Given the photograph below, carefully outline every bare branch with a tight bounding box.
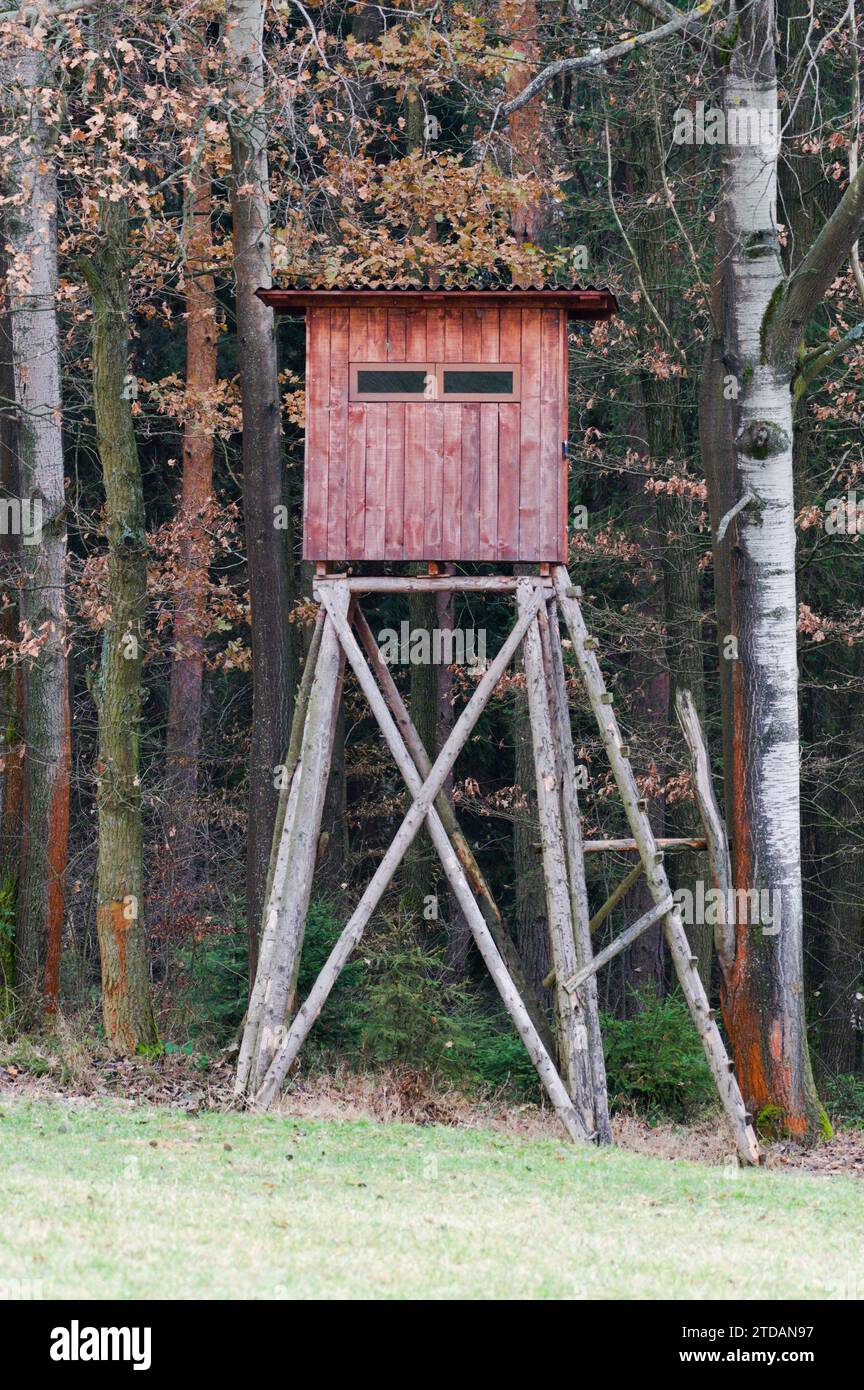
[631,0,715,49]
[501,0,719,118]
[0,0,100,21]
[766,160,864,367]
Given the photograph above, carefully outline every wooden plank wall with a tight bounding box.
[303,304,567,562]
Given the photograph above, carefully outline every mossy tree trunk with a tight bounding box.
[82,196,156,1052]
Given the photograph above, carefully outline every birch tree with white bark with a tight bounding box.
[4,4,69,1023]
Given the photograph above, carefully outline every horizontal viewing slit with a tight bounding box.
[443,370,513,394]
[349,362,521,402]
[357,369,429,394]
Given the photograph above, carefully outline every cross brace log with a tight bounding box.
[352,606,557,1060]
[563,895,674,994]
[313,575,552,595]
[542,859,646,990]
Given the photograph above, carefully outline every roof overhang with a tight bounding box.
[256,286,618,321]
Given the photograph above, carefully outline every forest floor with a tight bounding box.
[1,1084,863,1299]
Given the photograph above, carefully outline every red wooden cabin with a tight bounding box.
[257,285,617,565]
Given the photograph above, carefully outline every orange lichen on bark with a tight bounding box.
[43,697,71,1012]
[97,899,134,1052]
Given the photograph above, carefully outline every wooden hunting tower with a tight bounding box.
[240,280,761,1169]
[256,285,617,563]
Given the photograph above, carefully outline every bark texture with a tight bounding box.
[226,0,295,984]
[7,40,69,1023]
[165,165,216,914]
[83,196,156,1052]
[699,1,822,1137]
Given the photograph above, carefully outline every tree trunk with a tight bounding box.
[699,0,823,1138]
[164,163,216,920]
[629,119,712,988]
[7,40,69,1024]
[83,197,156,1052]
[226,0,295,986]
[0,242,23,1018]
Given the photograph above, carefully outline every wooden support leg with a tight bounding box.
[236,592,348,1097]
[539,595,612,1143]
[254,588,590,1144]
[518,581,597,1137]
[351,605,557,1060]
[553,567,760,1166]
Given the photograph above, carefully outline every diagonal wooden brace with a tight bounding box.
[351,604,557,1060]
[563,895,674,994]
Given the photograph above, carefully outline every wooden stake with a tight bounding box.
[236,611,327,1096]
[553,566,760,1166]
[540,596,612,1142]
[519,582,596,1136]
[236,594,347,1096]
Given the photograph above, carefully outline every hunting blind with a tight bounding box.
[237,282,761,1167]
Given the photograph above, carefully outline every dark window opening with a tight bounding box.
[442,369,514,395]
[357,369,429,394]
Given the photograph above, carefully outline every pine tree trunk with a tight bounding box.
[165,165,216,919]
[699,0,823,1138]
[226,0,295,985]
[83,197,156,1052]
[7,41,69,1024]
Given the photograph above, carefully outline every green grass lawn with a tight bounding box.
[1,1093,861,1299]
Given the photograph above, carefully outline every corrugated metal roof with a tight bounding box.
[258,280,618,318]
[264,273,611,291]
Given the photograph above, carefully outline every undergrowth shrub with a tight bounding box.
[601,990,715,1120]
[176,925,248,1044]
[357,920,474,1074]
[0,876,15,1022]
[822,1073,864,1128]
[171,903,718,1122]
